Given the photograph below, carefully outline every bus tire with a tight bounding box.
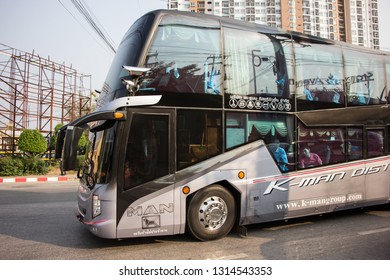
[186,184,236,241]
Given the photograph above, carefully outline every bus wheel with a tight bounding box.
[187,184,236,241]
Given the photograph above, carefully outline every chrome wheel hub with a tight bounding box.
[198,196,228,231]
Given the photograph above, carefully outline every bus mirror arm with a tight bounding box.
[55,110,127,170]
[122,78,138,94]
[90,120,116,133]
[122,65,151,95]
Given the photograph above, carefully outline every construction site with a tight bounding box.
[0,43,92,156]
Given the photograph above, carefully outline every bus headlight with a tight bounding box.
[92,195,101,218]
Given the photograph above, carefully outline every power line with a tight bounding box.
[82,0,116,48]
[57,0,111,54]
[70,0,117,54]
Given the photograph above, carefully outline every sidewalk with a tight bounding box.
[0,172,78,184]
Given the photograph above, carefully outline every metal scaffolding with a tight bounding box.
[0,43,92,155]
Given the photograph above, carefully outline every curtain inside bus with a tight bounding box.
[343,47,386,106]
[294,42,345,110]
[224,28,293,98]
[141,25,222,95]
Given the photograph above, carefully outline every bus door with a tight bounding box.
[116,109,176,238]
[364,127,389,204]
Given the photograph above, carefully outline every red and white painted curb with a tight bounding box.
[0,176,70,183]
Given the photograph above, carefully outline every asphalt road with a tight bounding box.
[0,181,389,260]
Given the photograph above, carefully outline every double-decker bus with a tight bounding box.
[56,10,390,241]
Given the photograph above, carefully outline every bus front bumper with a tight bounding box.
[74,208,114,238]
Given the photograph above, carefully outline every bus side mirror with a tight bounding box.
[62,126,84,171]
[54,127,66,159]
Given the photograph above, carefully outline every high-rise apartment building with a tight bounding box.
[167,0,380,49]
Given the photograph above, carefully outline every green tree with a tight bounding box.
[78,132,88,154]
[0,157,24,176]
[18,129,47,157]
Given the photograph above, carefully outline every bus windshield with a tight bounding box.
[83,126,116,187]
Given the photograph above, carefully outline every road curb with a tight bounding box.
[0,176,75,183]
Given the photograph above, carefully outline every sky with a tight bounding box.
[0,0,166,90]
[1,0,390,91]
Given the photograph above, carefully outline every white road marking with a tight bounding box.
[207,253,249,260]
[358,227,390,236]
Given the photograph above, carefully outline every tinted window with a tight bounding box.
[224,28,293,112]
[367,129,385,158]
[346,127,363,161]
[124,114,169,190]
[224,28,292,98]
[388,126,390,153]
[177,110,222,170]
[344,48,386,106]
[385,59,390,103]
[142,25,222,95]
[295,42,344,110]
[298,124,345,169]
[226,112,294,172]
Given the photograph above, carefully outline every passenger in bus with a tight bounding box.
[332,91,341,103]
[273,139,289,172]
[299,147,322,168]
[303,83,314,101]
[331,142,347,163]
[367,131,384,157]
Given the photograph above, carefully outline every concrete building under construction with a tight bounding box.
[0,43,92,156]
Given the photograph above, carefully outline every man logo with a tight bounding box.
[127,203,174,217]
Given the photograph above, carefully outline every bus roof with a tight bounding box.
[148,9,389,55]
[150,9,290,35]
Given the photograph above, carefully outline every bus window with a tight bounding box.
[367,129,385,158]
[226,112,294,171]
[344,48,386,106]
[388,126,390,154]
[224,28,291,99]
[385,59,390,104]
[124,114,169,190]
[177,110,222,170]
[298,124,345,168]
[142,25,221,95]
[295,42,344,110]
[346,127,363,161]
